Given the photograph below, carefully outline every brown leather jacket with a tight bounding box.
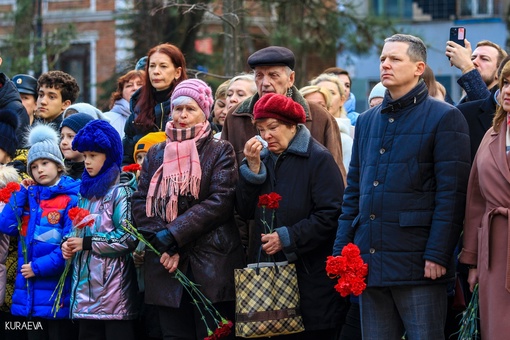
[221,86,347,185]
[131,131,245,307]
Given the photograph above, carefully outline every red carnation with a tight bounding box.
[0,190,9,204]
[258,194,270,207]
[0,182,21,204]
[68,207,94,229]
[266,192,282,209]
[19,215,29,237]
[213,320,233,338]
[257,192,282,209]
[341,243,361,258]
[325,255,348,277]
[122,164,141,173]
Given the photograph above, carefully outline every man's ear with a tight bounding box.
[415,61,426,77]
[288,71,295,88]
[61,99,72,112]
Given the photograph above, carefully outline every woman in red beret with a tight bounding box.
[236,93,349,339]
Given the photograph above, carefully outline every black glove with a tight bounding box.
[155,229,179,255]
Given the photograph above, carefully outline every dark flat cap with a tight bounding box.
[13,74,38,96]
[248,46,295,70]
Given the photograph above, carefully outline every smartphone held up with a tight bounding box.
[450,27,466,47]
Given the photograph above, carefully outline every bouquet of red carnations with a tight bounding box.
[326,243,368,297]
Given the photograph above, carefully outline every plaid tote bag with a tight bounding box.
[234,260,305,338]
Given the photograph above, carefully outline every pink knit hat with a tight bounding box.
[171,79,214,119]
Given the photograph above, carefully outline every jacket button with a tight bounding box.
[389,118,395,123]
[369,248,375,254]
[373,180,379,186]
[380,148,385,154]
[369,214,375,220]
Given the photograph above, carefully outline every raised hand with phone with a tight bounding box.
[445,27,475,73]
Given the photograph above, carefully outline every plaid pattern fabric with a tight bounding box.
[234,263,305,338]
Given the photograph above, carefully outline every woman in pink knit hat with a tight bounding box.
[131,79,245,339]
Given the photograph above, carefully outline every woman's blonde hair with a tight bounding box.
[299,85,332,110]
[309,73,345,99]
[493,62,510,131]
[227,73,257,95]
[215,80,230,100]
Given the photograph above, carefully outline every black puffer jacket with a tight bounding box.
[131,131,245,307]
[0,73,30,136]
[122,88,171,165]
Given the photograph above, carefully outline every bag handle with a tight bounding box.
[256,245,279,275]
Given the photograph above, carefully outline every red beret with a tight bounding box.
[253,93,306,125]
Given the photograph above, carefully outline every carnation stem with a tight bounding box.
[121,221,227,335]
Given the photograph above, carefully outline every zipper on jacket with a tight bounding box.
[159,102,164,131]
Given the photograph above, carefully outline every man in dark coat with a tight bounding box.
[335,34,471,339]
[457,87,498,161]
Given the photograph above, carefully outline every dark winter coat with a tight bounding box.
[456,86,498,161]
[236,125,348,331]
[334,80,471,287]
[0,73,30,135]
[131,132,245,308]
[122,89,171,165]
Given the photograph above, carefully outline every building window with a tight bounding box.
[459,0,494,17]
[371,0,413,19]
[54,43,90,104]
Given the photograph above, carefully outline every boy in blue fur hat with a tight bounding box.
[62,120,138,340]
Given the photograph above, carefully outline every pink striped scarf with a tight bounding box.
[146,120,211,222]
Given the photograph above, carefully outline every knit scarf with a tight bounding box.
[80,165,120,200]
[146,120,211,222]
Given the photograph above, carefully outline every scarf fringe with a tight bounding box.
[146,121,209,222]
[146,173,201,222]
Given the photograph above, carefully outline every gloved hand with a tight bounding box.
[155,229,179,255]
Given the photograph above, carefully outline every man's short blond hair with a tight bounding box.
[476,40,508,67]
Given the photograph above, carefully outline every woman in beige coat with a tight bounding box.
[460,61,510,339]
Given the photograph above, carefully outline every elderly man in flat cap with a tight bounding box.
[221,46,346,182]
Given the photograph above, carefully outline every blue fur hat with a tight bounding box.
[72,120,122,169]
[27,124,64,178]
[73,120,122,199]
